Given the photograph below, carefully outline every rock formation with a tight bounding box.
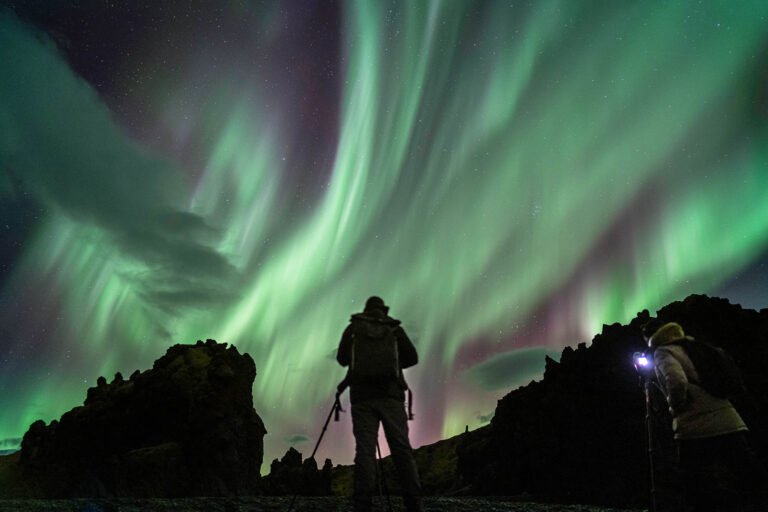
[458,294,768,507]
[261,447,333,496]
[19,339,267,498]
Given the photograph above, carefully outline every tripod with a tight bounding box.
[642,374,658,512]
[375,440,394,512]
[633,352,658,512]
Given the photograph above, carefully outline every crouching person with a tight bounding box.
[643,319,768,512]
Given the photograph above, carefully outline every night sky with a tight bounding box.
[1,0,768,469]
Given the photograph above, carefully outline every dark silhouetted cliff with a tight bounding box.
[18,339,266,498]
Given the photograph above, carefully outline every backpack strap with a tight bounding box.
[393,330,400,376]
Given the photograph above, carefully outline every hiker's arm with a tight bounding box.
[654,347,689,413]
[337,325,353,366]
[397,327,418,369]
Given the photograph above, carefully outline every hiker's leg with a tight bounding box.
[722,432,768,511]
[380,398,423,512]
[679,438,727,512]
[352,401,380,512]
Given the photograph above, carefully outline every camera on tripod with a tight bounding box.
[633,352,654,374]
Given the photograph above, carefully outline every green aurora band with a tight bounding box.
[2,1,768,466]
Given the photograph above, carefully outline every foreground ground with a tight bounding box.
[0,497,645,512]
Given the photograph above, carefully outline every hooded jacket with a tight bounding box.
[337,308,418,404]
[650,322,747,440]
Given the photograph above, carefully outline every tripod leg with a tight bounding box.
[375,440,383,497]
[376,440,394,512]
[287,395,340,512]
[646,378,658,512]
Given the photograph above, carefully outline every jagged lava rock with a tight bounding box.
[261,446,333,496]
[20,339,267,497]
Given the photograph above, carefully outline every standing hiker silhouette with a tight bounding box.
[337,296,424,512]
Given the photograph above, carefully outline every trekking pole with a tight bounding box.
[285,391,344,512]
[376,440,395,512]
[644,375,658,512]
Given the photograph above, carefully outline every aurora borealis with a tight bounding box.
[1,0,768,469]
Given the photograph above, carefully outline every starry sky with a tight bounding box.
[1,0,768,469]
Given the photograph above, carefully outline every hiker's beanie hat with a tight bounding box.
[364,296,388,312]
[647,322,687,349]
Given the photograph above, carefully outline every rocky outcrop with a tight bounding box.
[19,339,267,498]
[261,447,333,496]
[459,295,768,507]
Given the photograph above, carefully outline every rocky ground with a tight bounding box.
[0,497,645,512]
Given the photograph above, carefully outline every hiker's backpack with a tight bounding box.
[668,339,745,399]
[348,319,401,384]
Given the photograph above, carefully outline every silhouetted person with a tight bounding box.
[643,319,768,511]
[337,296,423,512]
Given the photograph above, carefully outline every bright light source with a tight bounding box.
[633,352,653,372]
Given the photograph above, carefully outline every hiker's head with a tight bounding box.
[641,318,666,347]
[364,296,389,315]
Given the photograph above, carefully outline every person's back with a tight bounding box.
[339,307,415,402]
[650,323,746,440]
[337,296,423,512]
